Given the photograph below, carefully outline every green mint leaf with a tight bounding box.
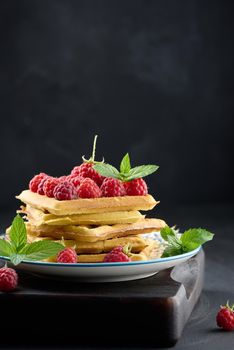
[9,214,27,252]
[160,226,177,241]
[9,254,27,265]
[161,231,183,257]
[124,165,159,181]
[95,156,159,181]
[162,245,182,258]
[93,163,120,179]
[20,240,64,261]
[162,226,214,257]
[167,235,182,250]
[161,226,184,257]
[120,153,131,174]
[0,238,15,257]
[181,228,214,252]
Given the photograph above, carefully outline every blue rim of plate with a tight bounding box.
[0,246,201,268]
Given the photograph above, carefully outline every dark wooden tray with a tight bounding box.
[0,249,204,348]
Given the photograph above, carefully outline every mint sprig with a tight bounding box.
[93,153,159,181]
[0,239,14,256]
[9,214,27,251]
[0,215,64,265]
[120,153,131,173]
[161,226,214,257]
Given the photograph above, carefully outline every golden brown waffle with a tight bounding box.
[45,238,163,263]
[20,205,145,226]
[24,218,166,242]
[16,190,158,215]
[77,239,163,262]
[27,234,148,254]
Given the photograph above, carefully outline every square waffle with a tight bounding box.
[16,190,158,215]
[20,205,145,226]
[24,218,166,242]
[27,234,149,254]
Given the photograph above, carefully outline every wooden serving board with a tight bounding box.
[0,249,204,348]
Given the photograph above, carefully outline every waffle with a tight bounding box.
[24,218,166,242]
[76,239,163,262]
[46,238,163,263]
[16,190,158,215]
[20,205,145,226]
[27,234,149,254]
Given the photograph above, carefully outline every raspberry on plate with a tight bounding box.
[77,178,102,198]
[216,302,234,331]
[43,177,60,198]
[103,246,131,262]
[53,181,77,200]
[57,248,77,263]
[100,178,126,197]
[124,178,148,196]
[0,267,18,292]
[29,173,48,193]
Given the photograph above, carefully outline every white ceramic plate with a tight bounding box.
[0,232,201,282]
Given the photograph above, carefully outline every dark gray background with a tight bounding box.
[0,0,233,216]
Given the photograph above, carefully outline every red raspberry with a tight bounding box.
[100,178,126,197]
[53,181,77,200]
[216,302,234,331]
[58,175,67,181]
[124,178,148,196]
[29,173,48,193]
[71,163,105,186]
[0,267,18,292]
[77,178,102,198]
[111,246,123,252]
[57,248,77,263]
[43,177,60,198]
[104,246,131,262]
[70,166,80,177]
[66,175,84,188]
[37,176,49,195]
[65,174,76,181]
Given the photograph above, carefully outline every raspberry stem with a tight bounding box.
[82,135,104,164]
[91,134,98,162]
[123,243,132,256]
[221,300,234,311]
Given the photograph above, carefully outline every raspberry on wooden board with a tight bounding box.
[216,302,234,331]
[0,267,18,292]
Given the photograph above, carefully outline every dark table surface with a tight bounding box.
[0,202,234,350]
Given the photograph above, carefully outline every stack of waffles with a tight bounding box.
[14,190,166,262]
